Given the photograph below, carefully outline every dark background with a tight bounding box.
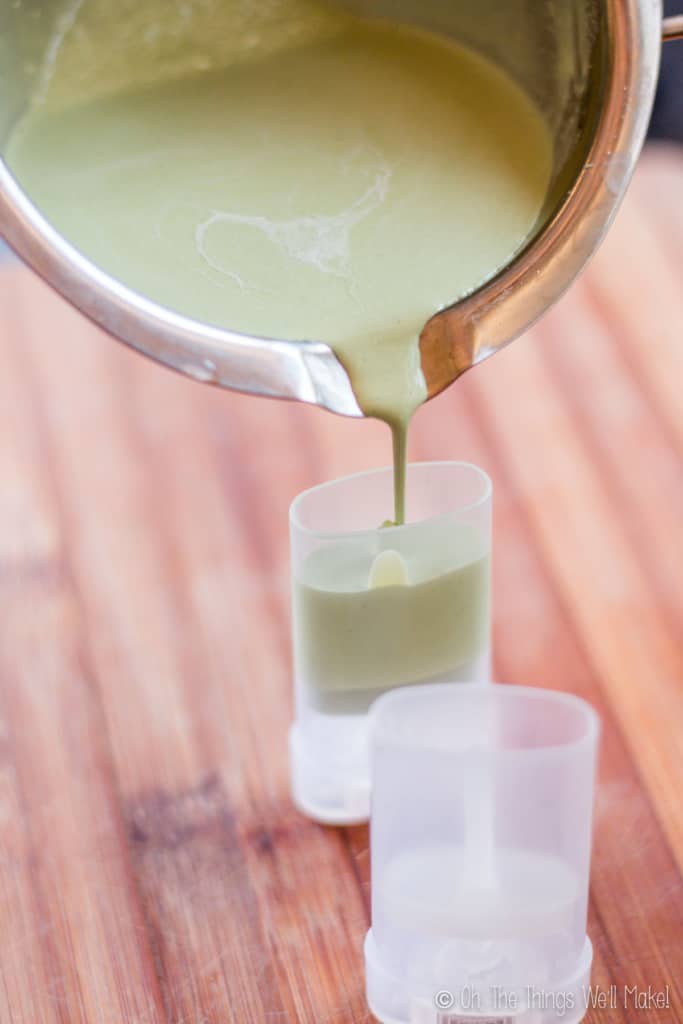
[651,0,683,142]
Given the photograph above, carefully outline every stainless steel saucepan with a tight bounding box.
[0,1,680,417]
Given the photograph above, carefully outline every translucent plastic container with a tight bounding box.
[289,462,492,825]
[365,683,600,1024]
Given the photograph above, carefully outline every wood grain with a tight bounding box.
[0,147,681,1023]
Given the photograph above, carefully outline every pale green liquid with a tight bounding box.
[294,525,490,714]
[7,14,552,522]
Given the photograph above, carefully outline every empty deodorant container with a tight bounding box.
[365,683,600,1024]
[289,462,492,825]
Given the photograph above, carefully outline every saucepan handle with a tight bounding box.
[662,15,683,40]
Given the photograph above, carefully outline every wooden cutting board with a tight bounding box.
[0,147,681,1024]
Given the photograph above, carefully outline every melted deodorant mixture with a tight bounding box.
[8,10,552,521]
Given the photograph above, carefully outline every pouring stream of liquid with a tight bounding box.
[7,11,553,522]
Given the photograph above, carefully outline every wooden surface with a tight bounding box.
[0,145,682,1024]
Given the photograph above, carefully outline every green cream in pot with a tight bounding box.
[7,10,552,523]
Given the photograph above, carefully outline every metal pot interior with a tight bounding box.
[1,0,607,258]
